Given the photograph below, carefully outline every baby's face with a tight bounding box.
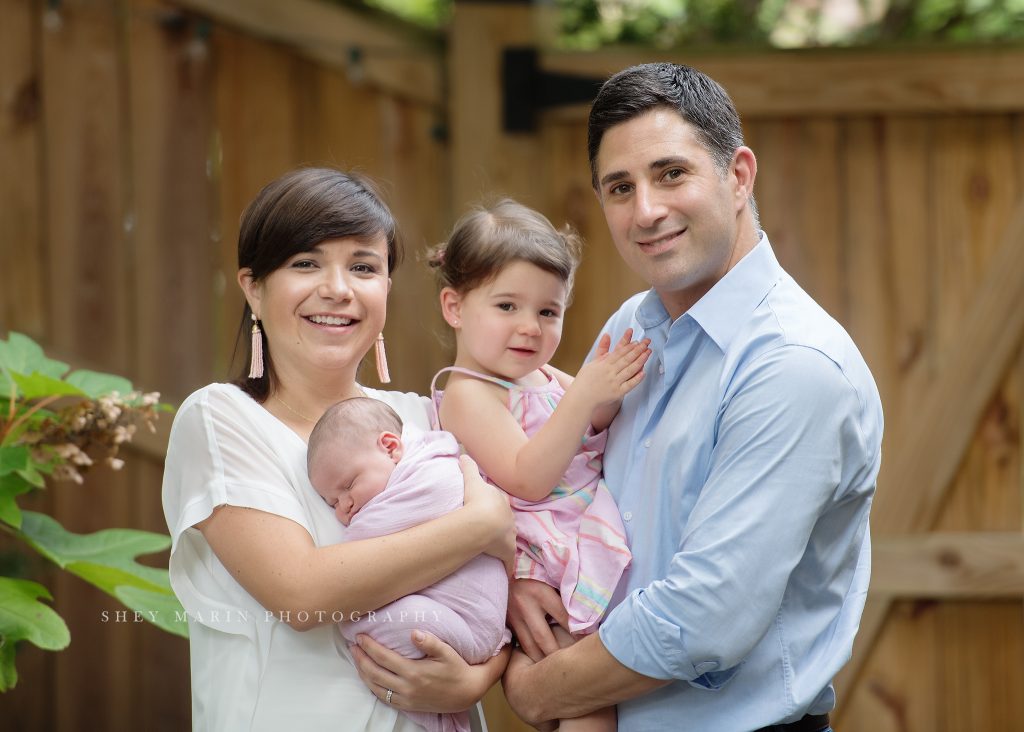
[310,431,402,526]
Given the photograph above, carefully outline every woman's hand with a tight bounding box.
[459,455,515,573]
[351,631,509,713]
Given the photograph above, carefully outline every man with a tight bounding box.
[502,63,883,732]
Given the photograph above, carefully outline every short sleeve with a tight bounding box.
[362,386,433,434]
[162,385,311,552]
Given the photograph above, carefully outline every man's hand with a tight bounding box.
[503,647,546,726]
[507,579,569,662]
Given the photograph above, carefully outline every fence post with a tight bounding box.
[448,0,552,212]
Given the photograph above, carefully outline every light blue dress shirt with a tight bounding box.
[594,235,883,731]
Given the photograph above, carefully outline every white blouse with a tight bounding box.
[162,382,471,732]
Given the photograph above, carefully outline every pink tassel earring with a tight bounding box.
[248,314,264,379]
[374,332,391,384]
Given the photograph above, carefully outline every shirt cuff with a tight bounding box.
[599,588,735,689]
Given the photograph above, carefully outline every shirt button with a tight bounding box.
[643,439,652,448]
[658,364,665,374]
[622,511,633,521]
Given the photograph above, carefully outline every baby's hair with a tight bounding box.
[306,397,403,475]
[426,198,582,301]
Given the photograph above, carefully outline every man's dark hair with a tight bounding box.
[587,63,745,188]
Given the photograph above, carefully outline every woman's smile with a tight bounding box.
[305,314,356,327]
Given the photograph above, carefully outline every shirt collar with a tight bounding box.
[636,289,672,331]
[635,233,782,348]
[687,232,782,351]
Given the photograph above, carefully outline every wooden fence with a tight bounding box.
[1,0,1023,729]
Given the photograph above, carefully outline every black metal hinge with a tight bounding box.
[502,47,605,133]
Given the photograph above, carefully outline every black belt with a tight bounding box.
[754,712,830,732]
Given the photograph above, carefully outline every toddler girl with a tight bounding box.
[428,199,650,731]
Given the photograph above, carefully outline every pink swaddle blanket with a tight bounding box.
[341,430,510,732]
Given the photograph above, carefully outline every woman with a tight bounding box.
[162,167,515,731]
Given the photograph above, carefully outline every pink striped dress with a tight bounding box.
[432,366,632,635]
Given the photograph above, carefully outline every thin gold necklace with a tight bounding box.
[273,394,316,423]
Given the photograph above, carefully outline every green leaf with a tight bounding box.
[114,586,189,638]
[15,512,185,636]
[0,639,16,692]
[18,512,172,593]
[0,333,69,397]
[0,577,71,690]
[0,473,36,529]
[0,447,29,477]
[10,371,86,400]
[0,446,44,492]
[65,370,134,399]
[15,466,45,488]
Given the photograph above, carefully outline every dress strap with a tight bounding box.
[430,366,515,393]
[429,367,515,430]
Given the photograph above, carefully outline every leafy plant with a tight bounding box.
[0,332,185,692]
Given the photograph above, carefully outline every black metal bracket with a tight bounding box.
[502,47,605,133]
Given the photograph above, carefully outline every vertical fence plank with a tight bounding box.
[371,97,450,394]
[840,600,942,732]
[933,116,978,371]
[929,114,1024,731]
[449,2,541,210]
[939,601,1024,727]
[877,115,935,441]
[831,116,903,731]
[749,119,803,279]
[125,1,213,727]
[0,0,46,339]
[0,0,51,724]
[745,117,844,319]
[839,114,935,730]
[39,0,132,371]
[540,119,645,371]
[129,0,217,401]
[841,117,894,430]
[934,123,1023,493]
[793,118,843,320]
[293,59,384,171]
[37,1,135,729]
[211,26,301,378]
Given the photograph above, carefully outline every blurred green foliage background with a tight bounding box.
[344,0,1024,48]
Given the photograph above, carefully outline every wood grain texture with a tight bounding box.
[0,0,46,340]
[5,4,1024,726]
[449,2,541,211]
[870,197,1024,538]
[838,137,1024,716]
[129,0,217,401]
[172,0,442,105]
[872,533,1024,596]
[35,2,136,729]
[542,47,1024,117]
[40,0,132,373]
[211,24,300,379]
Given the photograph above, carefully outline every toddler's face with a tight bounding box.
[309,431,402,525]
[445,260,568,381]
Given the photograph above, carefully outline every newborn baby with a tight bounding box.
[307,397,511,732]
